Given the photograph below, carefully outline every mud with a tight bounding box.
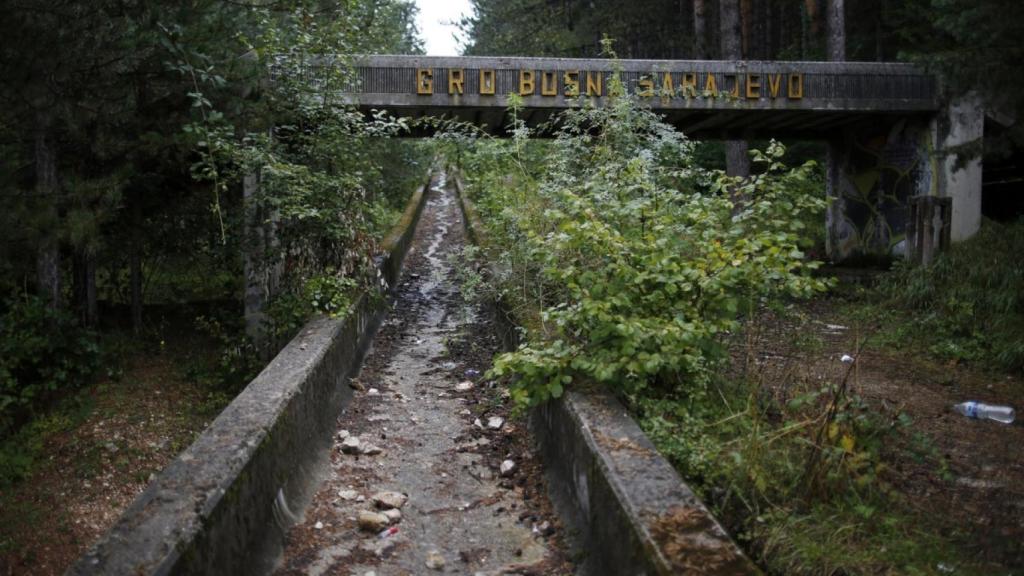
[275,173,572,575]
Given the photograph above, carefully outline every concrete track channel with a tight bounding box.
[274,172,570,575]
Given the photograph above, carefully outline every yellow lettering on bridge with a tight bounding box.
[519,70,535,96]
[564,70,580,96]
[541,71,558,96]
[409,67,810,101]
[768,74,782,98]
[448,69,464,95]
[480,69,495,95]
[788,73,803,99]
[586,71,602,96]
[416,68,433,95]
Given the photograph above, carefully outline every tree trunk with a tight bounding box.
[720,0,742,60]
[130,197,143,334]
[720,0,750,180]
[876,0,886,61]
[805,0,821,37]
[726,141,752,177]
[693,0,709,59]
[34,111,60,310]
[826,0,846,61]
[740,0,753,59]
[73,248,98,326]
[243,169,267,349]
[825,0,847,263]
[84,251,97,326]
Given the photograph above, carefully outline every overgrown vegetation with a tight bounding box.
[482,72,827,407]
[0,298,100,438]
[855,219,1024,372]
[450,61,994,573]
[0,0,428,500]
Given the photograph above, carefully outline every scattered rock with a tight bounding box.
[357,510,390,532]
[338,489,359,500]
[474,418,484,429]
[425,550,446,570]
[956,477,1003,490]
[500,459,516,477]
[314,521,324,530]
[360,538,399,559]
[338,429,350,440]
[465,368,481,378]
[375,538,399,558]
[372,491,408,509]
[368,388,380,396]
[383,508,402,523]
[341,436,361,454]
[455,381,475,392]
[487,416,504,430]
[361,444,383,456]
[536,520,554,536]
[349,379,366,391]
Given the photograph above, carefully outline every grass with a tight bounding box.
[636,375,980,575]
[631,289,1016,575]
[754,503,968,576]
[848,218,1024,373]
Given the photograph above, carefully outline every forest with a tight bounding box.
[1,0,1022,574]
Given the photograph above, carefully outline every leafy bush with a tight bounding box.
[304,273,358,317]
[0,409,81,489]
[875,219,1024,371]
[0,297,100,437]
[483,69,827,405]
[192,313,262,395]
[451,60,977,574]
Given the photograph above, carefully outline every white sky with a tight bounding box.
[415,0,474,55]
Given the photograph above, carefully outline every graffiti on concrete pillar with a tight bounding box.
[827,119,931,262]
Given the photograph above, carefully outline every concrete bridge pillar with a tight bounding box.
[935,93,984,242]
[826,93,984,262]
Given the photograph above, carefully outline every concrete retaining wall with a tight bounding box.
[68,172,433,576]
[452,172,759,576]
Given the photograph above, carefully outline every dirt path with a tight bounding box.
[275,173,571,575]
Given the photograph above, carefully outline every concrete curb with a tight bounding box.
[68,171,434,576]
[451,172,759,576]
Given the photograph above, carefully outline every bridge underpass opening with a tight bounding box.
[323,55,984,263]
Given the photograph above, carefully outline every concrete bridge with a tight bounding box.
[333,55,983,263]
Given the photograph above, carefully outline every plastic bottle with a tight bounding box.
[953,401,1015,424]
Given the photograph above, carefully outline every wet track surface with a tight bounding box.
[275,173,571,575]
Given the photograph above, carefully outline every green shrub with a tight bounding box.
[451,58,979,574]
[192,313,261,395]
[0,297,100,437]
[876,218,1024,371]
[484,69,828,405]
